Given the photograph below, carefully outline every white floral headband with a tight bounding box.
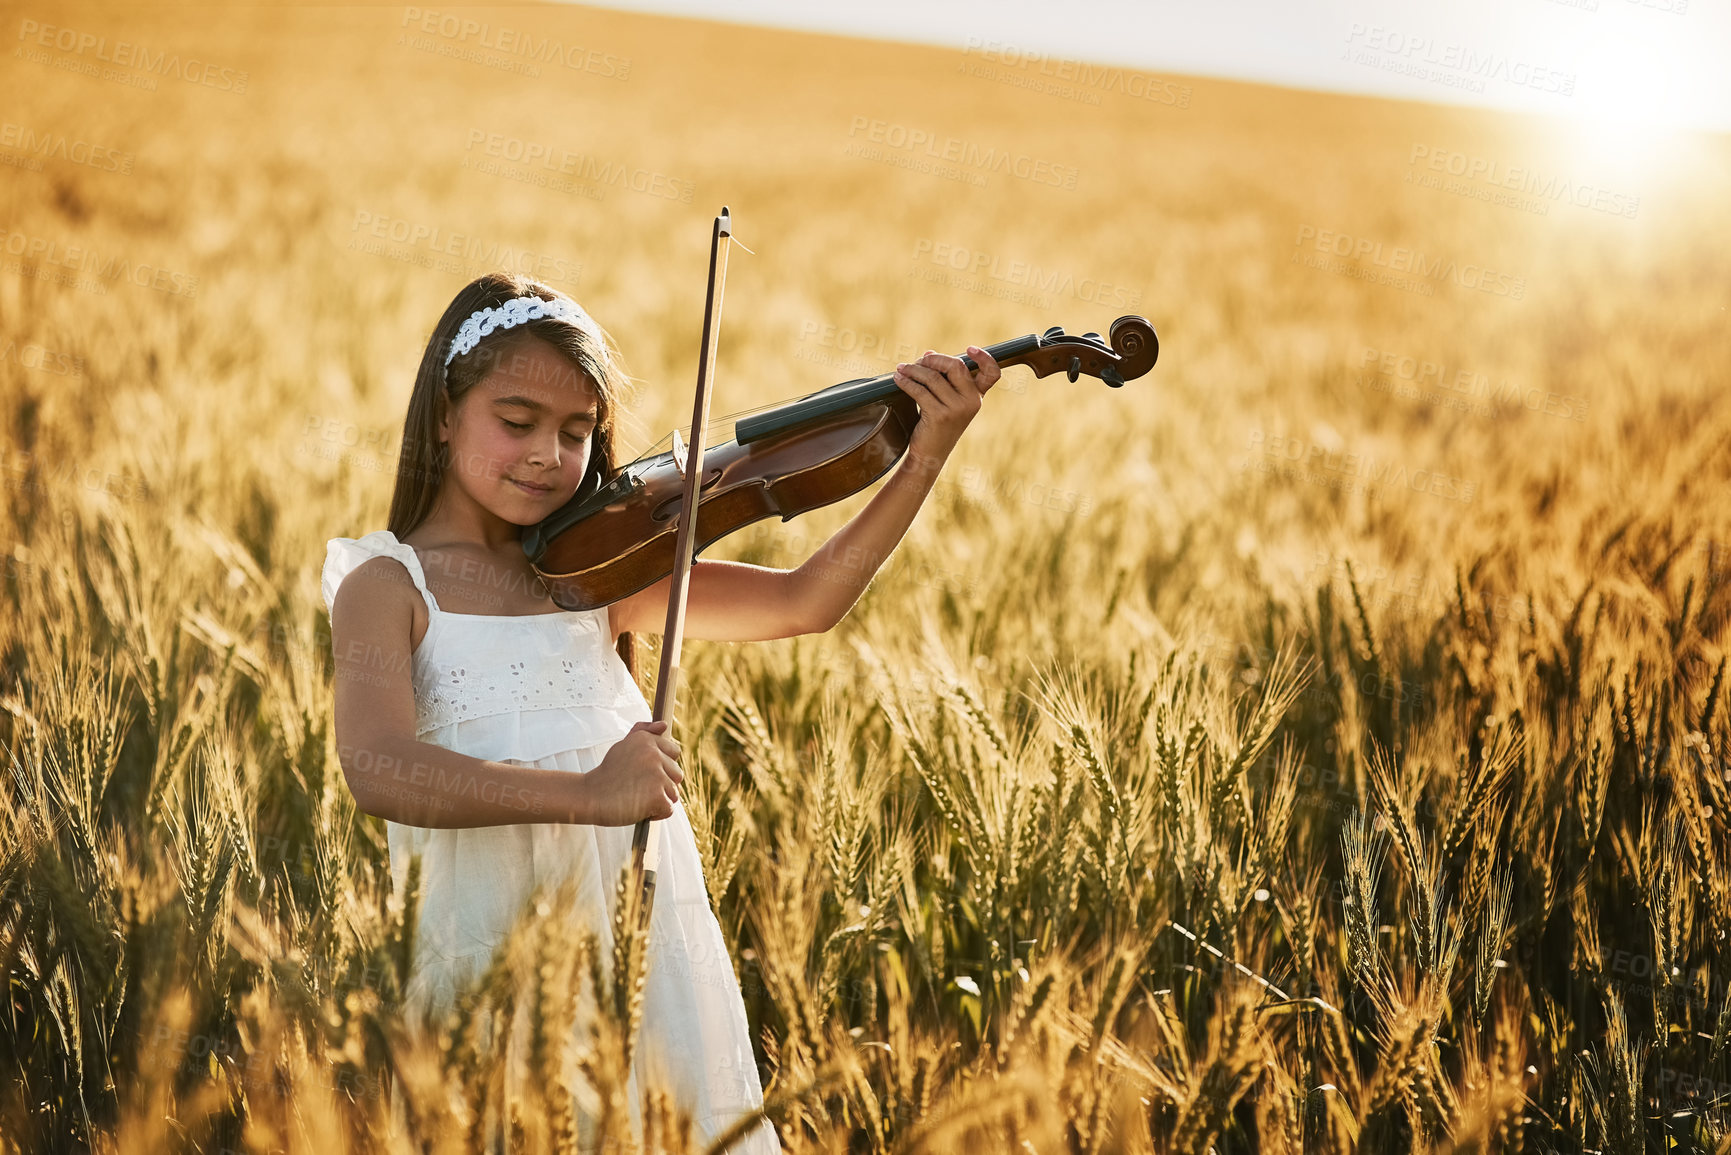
[444,294,590,368]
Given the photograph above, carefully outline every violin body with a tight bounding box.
[523,314,1157,611]
[525,390,920,611]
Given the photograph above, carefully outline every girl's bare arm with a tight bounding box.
[608,347,1000,644]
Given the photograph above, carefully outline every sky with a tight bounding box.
[569,0,1731,135]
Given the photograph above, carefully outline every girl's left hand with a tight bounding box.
[892,345,1002,462]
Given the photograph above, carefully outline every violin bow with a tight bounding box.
[632,205,734,927]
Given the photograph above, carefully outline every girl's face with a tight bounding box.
[437,333,601,526]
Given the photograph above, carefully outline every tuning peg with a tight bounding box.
[1101,364,1126,388]
[1067,355,1081,383]
[1082,331,1103,345]
[1042,325,1066,342]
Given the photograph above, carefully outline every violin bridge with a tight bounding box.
[669,427,688,479]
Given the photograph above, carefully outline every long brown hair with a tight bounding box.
[387,272,639,681]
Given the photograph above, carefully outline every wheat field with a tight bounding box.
[2,1,1730,1151]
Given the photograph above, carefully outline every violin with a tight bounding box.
[521,314,1159,612]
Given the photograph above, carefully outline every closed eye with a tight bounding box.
[502,418,588,442]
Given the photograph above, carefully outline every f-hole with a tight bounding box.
[651,468,725,521]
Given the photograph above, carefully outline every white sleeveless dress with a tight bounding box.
[321,530,778,1152]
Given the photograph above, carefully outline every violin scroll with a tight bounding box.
[1108,315,1158,385]
[1009,314,1158,388]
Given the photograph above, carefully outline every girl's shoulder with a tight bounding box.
[322,529,434,619]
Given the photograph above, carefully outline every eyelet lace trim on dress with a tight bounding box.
[412,643,638,732]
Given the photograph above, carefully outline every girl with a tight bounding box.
[322,272,1000,1150]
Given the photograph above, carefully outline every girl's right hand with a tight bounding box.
[583,719,684,825]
